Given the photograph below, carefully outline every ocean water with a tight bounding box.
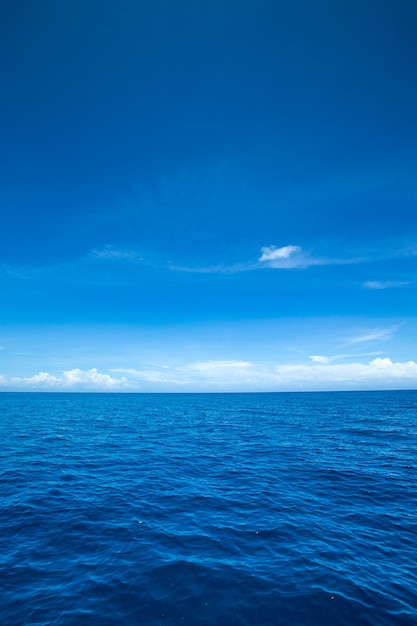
[1,391,416,626]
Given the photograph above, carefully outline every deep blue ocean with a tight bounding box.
[1,391,416,625]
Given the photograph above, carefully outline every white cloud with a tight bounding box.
[271,358,417,390]
[115,358,417,391]
[259,245,301,262]
[24,372,61,386]
[258,244,312,268]
[60,368,127,389]
[257,244,358,269]
[364,280,410,289]
[2,368,129,391]
[310,355,331,364]
[1,358,416,392]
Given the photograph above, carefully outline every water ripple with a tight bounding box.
[0,391,416,625]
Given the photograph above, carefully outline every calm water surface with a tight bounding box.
[1,391,416,625]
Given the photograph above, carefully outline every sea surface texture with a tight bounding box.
[1,391,416,625]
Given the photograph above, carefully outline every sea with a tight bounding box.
[1,391,416,625]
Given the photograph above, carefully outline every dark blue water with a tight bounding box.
[1,391,416,625]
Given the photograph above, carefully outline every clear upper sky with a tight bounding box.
[1,0,416,391]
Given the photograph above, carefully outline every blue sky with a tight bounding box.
[1,0,416,391]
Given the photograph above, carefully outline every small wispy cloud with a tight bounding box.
[259,245,301,262]
[91,246,143,262]
[364,280,410,289]
[258,244,314,269]
[258,244,362,270]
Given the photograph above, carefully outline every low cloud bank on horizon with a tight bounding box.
[1,358,416,392]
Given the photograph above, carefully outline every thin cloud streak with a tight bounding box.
[348,326,398,344]
[310,352,383,364]
[169,244,365,274]
[91,246,143,262]
[364,280,410,289]
[167,262,256,275]
[6,240,409,279]
[86,241,368,275]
